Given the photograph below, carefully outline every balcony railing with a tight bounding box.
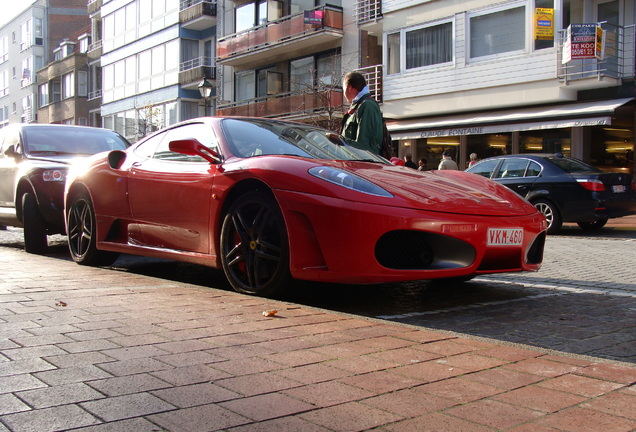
[87,89,102,101]
[180,0,216,28]
[217,5,343,66]
[557,23,635,84]
[357,64,383,103]
[179,56,216,85]
[217,88,343,119]
[87,0,102,15]
[354,0,382,25]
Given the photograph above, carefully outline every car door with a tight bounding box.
[0,126,21,209]
[127,123,220,254]
[493,158,542,199]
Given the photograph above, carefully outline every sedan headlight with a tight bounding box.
[42,169,67,182]
[309,166,393,197]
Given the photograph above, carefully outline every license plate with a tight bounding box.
[487,228,523,246]
[611,185,626,193]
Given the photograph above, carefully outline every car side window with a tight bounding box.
[468,159,499,178]
[526,161,542,177]
[134,132,167,159]
[495,158,530,179]
[154,123,218,162]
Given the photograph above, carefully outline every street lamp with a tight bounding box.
[198,77,213,116]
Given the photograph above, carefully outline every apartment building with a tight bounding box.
[87,0,215,142]
[379,0,635,173]
[0,0,90,127]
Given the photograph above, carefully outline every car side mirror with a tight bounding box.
[169,139,221,164]
[3,144,18,159]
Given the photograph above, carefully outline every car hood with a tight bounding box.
[26,154,91,167]
[350,163,537,216]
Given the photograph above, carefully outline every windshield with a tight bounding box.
[23,126,129,156]
[544,155,601,173]
[221,118,387,163]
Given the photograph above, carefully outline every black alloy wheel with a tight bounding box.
[577,218,608,231]
[220,191,291,297]
[22,192,48,254]
[533,199,562,234]
[67,193,118,266]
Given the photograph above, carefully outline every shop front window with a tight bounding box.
[591,126,634,173]
[414,137,460,170]
[467,134,511,168]
[520,129,570,155]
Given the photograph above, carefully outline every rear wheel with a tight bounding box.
[220,192,291,297]
[577,218,608,231]
[533,199,562,234]
[22,192,48,254]
[67,193,119,266]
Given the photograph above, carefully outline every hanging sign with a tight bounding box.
[562,23,605,63]
[534,8,554,40]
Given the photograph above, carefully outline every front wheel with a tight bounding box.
[22,192,48,254]
[533,199,562,234]
[577,219,608,231]
[67,193,119,266]
[220,192,291,297]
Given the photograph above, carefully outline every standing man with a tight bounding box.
[438,151,459,170]
[404,153,418,169]
[341,71,384,154]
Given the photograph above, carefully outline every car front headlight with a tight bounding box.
[309,166,393,197]
[42,169,67,182]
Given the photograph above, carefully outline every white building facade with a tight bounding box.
[379,0,635,173]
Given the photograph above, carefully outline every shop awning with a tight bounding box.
[388,98,633,140]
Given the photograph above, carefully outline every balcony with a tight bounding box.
[217,88,343,121]
[354,0,382,36]
[87,39,102,62]
[180,0,216,30]
[87,0,102,16]
[179,56,216,89]
[217,5,343,70]
[557,23,635,89]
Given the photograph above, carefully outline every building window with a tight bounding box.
[235,70,255,101]
[20,57,32,87]
[406,22,453,69]
[290,51,340,92]
[20,19,32,51]
[469,5,526,58]
[78,71,88,97]
[0,70,8,97]
[0,36,8,63]
[34,18,43,45]
[52,80,61,102]
[386,21,453,74]
[38,83,48,107]
[62,73,75,99]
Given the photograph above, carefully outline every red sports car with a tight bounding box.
[64,117,546,297]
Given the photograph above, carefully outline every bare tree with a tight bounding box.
[128,104,164,141]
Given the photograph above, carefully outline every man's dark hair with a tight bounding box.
[344,71,367,92]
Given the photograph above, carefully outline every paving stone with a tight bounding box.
[0,404,101,432]
[81,393,175,422]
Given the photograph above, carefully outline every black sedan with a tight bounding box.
[465,153,636,233]
[0,124,129,253]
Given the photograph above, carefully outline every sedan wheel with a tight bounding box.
[22,192,48,254]
[577,218,608,231]
[67,193,118,266]
[220,192,291,297]
[533,199,562,234]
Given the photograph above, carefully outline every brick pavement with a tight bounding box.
[1,247,636,431]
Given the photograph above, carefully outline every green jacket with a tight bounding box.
[341,94,383,154]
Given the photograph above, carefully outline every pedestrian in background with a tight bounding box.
[438,151,459,170]
[418,158,428,171]
[404,153,418,169]
[468,152,479,168]
[340,71,384,154]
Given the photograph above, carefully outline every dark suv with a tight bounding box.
[0,124,129,253]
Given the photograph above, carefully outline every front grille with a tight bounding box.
[375,230,475,270]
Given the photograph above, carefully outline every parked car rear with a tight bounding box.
[465,153,636,233]
[0,124,129,253]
